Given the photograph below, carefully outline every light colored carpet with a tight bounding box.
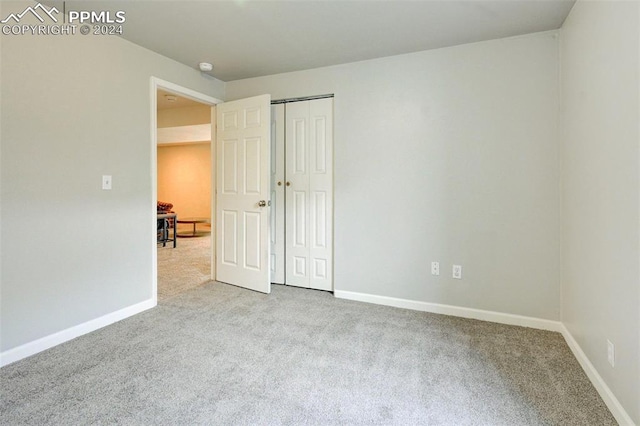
[1,283,615,425]
[157,228,211,300]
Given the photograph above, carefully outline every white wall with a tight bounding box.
[227,32,561,320]
[560,1,640,423]
[0,2,224,352]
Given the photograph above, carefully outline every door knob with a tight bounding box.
[277,181,282,186]
[286,181,291,186]
[258,200,267,207]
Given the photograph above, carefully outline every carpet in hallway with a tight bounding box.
[157,231,211,300]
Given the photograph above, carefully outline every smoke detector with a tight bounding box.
[198,62,213,72]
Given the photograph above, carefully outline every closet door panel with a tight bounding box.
[308,98,333,291]
[285,101,310,288]
[284,98,333,291]
[270,104,285,284]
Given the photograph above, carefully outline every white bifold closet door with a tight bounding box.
[270,98,333,291]
[270,104,285,284]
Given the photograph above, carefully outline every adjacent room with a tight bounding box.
[1,0,638,424]
[156,90,213,300]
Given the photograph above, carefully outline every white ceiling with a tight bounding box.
[58,1,575,82]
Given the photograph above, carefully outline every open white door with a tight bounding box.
[216,94,271,293]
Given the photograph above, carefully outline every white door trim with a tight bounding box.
[150,77,223,303]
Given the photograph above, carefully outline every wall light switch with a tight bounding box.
[453,264,462,279]
[607,340,615,367]
[102,175,112,190]
[431,262,440,276]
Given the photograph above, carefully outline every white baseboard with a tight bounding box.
[0,298,156,367]
[560,325,636,426]
[334,290,635,425]
[334,290,563,332]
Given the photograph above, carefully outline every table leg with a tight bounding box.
[163,219,168,247]
[173,218,177,248]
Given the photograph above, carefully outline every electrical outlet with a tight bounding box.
[452,264,462,279]
[607,340,615,367]
[431,262,440,276]
[102,175,112,190]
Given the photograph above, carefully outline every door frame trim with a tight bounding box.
[150,77,223,303]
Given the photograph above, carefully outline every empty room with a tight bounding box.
[1,0,638,425]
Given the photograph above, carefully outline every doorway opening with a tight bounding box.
[151,78,222,302]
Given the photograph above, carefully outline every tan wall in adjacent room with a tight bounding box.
[157,103,212,228]
[158,104,211,127]
[157,143,211,221]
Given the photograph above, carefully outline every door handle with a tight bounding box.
[286,181,291,187]
[258,200,267,207]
